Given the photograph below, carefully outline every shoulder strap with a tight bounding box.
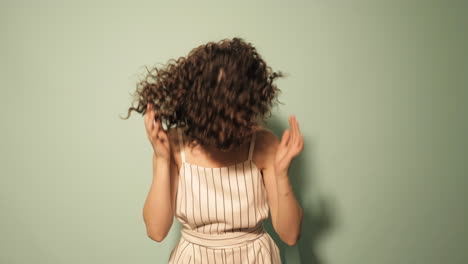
[177,128,186,163]
[248,131,256,161]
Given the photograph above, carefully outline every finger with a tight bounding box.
[293,115,300,147]
[296,119,304,149]
[289,115,296,146]
[154,118,161,137]
[151,110,156,128]
[148,111,154,132]
[158,129,169,142]
[151,106,159,130]
[148,103,155,122]
[290,115,301,157]
[144,103,149,122]
[293,119,304,154]
[144,105,151,134]
[280,129,290,147]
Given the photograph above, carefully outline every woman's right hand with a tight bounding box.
[144,103,171,161]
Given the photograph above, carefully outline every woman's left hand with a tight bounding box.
[274,115,304,176]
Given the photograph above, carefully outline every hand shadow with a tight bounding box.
[264,116,337,264]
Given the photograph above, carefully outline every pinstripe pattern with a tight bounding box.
[168,128,281,263]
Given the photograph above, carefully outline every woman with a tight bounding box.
[124,37,303,263]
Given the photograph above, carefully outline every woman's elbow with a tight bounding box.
[284,210,303,246]
[147,230,166,242]
[283,231,301,246]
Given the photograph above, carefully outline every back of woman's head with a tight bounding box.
[123,37,285,151]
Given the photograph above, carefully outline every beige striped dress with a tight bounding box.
[168,128,282,264]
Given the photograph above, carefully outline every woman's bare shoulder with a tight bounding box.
[256,127,280,146]
[254,127,280,170]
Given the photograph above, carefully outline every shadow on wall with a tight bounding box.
[265,116,337,264]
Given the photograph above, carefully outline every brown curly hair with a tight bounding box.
[121,37,285,152]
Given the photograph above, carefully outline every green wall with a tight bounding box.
[1,1,466,263]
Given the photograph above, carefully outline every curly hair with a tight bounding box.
[121,37,285,152]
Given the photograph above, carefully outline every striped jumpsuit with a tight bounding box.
[168,128,282,263]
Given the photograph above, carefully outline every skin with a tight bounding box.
[143,103,304,246]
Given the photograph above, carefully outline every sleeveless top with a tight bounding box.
[168,128,282,263]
